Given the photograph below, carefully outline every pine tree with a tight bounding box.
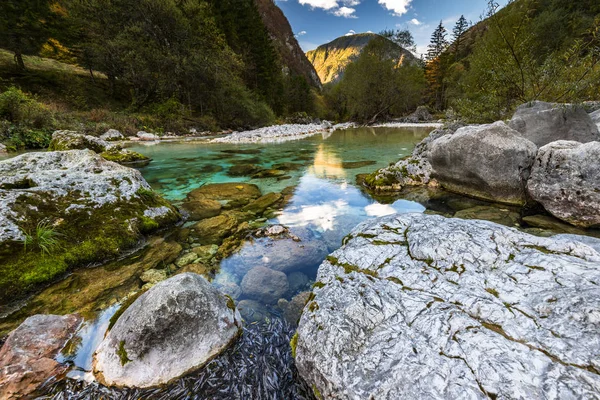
[426,22,449,61]
[425,22,450,110]
[452,15,470,54]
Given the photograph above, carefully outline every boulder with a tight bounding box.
[237,299,270,323]
[295,214,600,399]
[100,129,124,141]
[0,314,82,399]
[192,214,239,245]
[48,131,149,166]
[241,266,289,304]
[49,130,114,153]
[181,198,222,221]
[186,183,261,209]
[430,121,537,205]
[404,105,433,123]
[509,101,600,146]
[527,141,600,227]
[241,192,282,214]
[278,291,311,326]
[365,126,455,191]
[136,131,160,141]
[222,227,329,276]
[0,144,7,154]
[0,150,179,301]
[93,273,241,388]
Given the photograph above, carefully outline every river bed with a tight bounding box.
[2,125,596,398]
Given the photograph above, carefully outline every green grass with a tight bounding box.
[19,220,62,255]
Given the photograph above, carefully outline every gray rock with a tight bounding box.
[366,126,456,191]
[553,234,600,254]
[296,213,600,399]
[139,269,167,284]
[404,105,432,123]
[509,101,600,146]
[237,299,270,323]
[175,252,199,268]
[287,271,309,293]
[430,121,537,205]
[0,314,82,400]
[0,150,177,244]
[241,266,289,304]
[100,129,124,141]
[527,141,600,228]
[278,291,311,326]
[222,227,329,275]
[136,131,160,141]
[49,130,116,153]
[0,143,7,154]
[591,109,600,130]
[93,273,241,388]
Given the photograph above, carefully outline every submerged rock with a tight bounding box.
[223,227,329,276]
[181,198,222,221]
[509,101,600,146]
[93,273,241,388]
[0,314,82,399]
[527,141,600,228]
[237,299,270,323]
[278,291,311,326]
[453,205,520,227]
[241,266,289,304]
[241,192,283,214]
[186,183,261,209]
[430,121,537,205]
[296,213,600,399]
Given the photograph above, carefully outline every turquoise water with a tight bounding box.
[129,127,433,320]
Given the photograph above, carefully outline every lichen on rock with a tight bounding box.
[296,213,600,399]
[0,150,179,302]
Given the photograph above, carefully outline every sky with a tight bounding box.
[276,0,510,56]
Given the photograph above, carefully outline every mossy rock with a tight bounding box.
[192,214,239,245]
[100,148,151,167]
[187,183,261,204]
[241,192,283,214]
[181,198,222,221]
[227,164,263,177]
[341,160,377,169]
[252,169,287,179]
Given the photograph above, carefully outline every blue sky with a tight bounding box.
[276,0,509,56]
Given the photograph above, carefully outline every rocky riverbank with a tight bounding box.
[365,101,600,228]
[211,122,355,144]
[295,213,600,399]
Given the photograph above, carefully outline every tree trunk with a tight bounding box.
[14,50,25,70]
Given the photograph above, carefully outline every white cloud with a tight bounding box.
[299,0,361,17]
[333,6,357,18]
[345,29,357,36]
[409,18,421,25]
[299,0,339,10]
[296,30,308,37]
[378,0,412,16]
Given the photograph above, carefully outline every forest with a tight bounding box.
[0,0,599,150]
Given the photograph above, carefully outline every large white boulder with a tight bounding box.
[93,273,242,388]
[296,214,600,399]
[527,141,600,228]
[429,121,537,205]
[509,101,600,146]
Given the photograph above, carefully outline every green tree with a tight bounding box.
[452,15,470,55]
[339,37,425,122]
[426,22,450,109]
[0,0,64,70]
[380,29,417,53]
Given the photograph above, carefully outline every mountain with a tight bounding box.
[306,33,417,85]
[254,0,321,88]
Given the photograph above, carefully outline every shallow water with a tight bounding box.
[7,127,441,398]
[129,127,431,316]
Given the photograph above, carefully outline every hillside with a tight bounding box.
[306,33,417,85]
[254,0,321,88]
